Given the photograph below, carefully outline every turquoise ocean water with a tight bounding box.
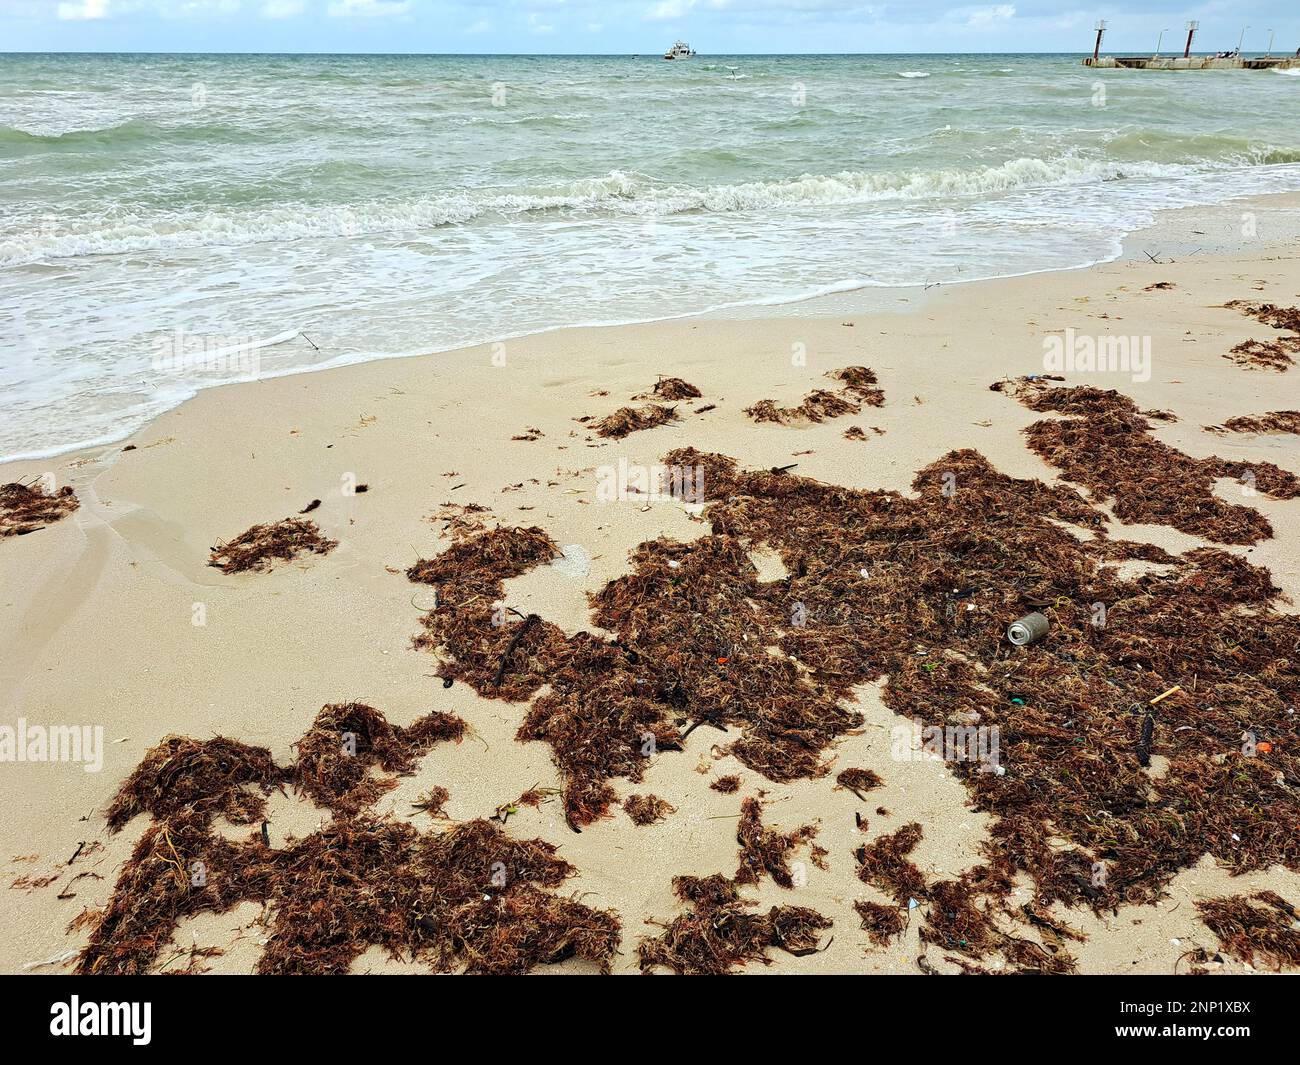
[2,52,1299,460]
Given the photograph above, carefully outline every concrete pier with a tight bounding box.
[1084,55,1299,70]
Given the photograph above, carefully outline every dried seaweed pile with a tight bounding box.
[1012,383,1300,543]
[1223,300,1300,371]
[593,404,679,439]
[735,796,820,887]
[209,517,338,573]
[79,705,620,975]
[0,480,79,538]
[636,376,702,401]
[638,799,831,974]
[293,702,465,815]
[623,794,675,825]
[407,423,1299,972]
[1206,410,1300,436]
[1196,891,1300,971]
[854,823,1079,972]
[744,365,884,425]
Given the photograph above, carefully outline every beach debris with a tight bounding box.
[1006,612,1050,647]
[856,823,927,906]
[638,874,831,975]
[1196,891,1300,971]
[735,796,819,887]
[636,376,701,401]
[1222,300,1300,371]
[1008,383,1300,544]
[623,794,675,825]
[0,480,79,538]
[80,707,618,975]
[1205,410,1300,435]
[411,786,451,819]
[592,404,679,439]
[293,702,465,816]
[208,517,337,573]
[842,426,869,441]
[710,775,741,793]
[410,435,1300,944]
[744,366,884,425]
[298,499,321,514]
[854,900,906,945]
[104,735,288,832]
[511,427,544,441]
[835,768,884,800]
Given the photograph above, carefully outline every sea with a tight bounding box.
[3,51,1299,461]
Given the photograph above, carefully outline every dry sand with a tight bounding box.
[3,193,1299,975]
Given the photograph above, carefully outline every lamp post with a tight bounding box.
[1155,28,1169,58]
[1236,26,1249,55]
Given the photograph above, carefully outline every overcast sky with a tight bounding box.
[3,0,1297,55]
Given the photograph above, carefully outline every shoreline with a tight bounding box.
[3,195,1300,975]
[7,187,1300,471]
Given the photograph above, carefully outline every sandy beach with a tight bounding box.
[3,192,1299,976]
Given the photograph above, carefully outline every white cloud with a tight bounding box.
[261,0,304,16]
[57,0,109,18]
[964,4,1015,28]
[648,0,695,20]
[326,0,409,16]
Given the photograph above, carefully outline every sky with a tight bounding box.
[2,0,1297,54]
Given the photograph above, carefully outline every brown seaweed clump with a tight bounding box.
[636,376,702,401]
[104,735,288,832]
[1196,892,1300,971]
[1206,410,1300,436]
[735,797,819,888]
[1012,383,1300,543]
[623,794,675,825]
[710,775,741,793]
[80,705,619,976]
[639,802,831,975]
[836,768,884,799]
[0,480,79,538]
[593,404,679,439]
[1223,301,1300,371]
[209,517,337,573]
[293,702,465,816]
[854,900,906,945]
[637,874,830,975]
[412,434,1300,973]
[744,366,884,425]
[829,366,885,406]
[856,823,927,906]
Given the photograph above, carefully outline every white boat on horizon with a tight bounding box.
[663,41,696,60]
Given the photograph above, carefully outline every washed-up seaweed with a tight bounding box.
[710,775,741,793]
[0,480,79,538]
[1011,383,1300,543]
[209,517,337,573]
[1196,891,1300,971]
[836,768,884,799]
[638,800,832,974]
[745,366,883,425]
[1223,300,1300,371]
[411,423,1300,971]
[735,796,819,887]
[593,404,679,439]
[854,900,906,945]
[855,822,927,906]
[636,376,701,401]
[623,794,675,825]
[1206,410,1300,435]
[293,702,465,816]
[104,736,288,832]
[80,707,618,975]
